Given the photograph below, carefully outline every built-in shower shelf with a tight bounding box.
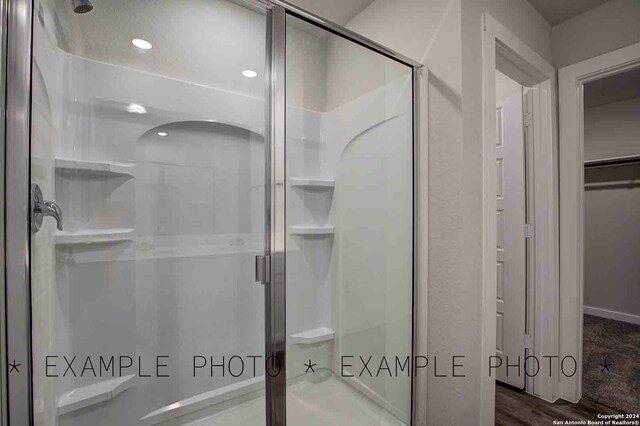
[289,178,335,189]
[290,328,335,345]
[289,226,335,236]
[57,374,136,415]
[55,158,135,178]
[55,228,135,245]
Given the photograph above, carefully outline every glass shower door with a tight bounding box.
[28,0,269,424]
[284,15,414,426]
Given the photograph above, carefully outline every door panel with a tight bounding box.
[29,1,269,424]
[495,90,527,388]
[284,15,414,425]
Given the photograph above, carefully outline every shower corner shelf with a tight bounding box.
[289,226,335,236]
[55,158,136,178]
[57,374,136,416]
[290,328,335,345]
[55,228,135,245]
[289,177,335,189]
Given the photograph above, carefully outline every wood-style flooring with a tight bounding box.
[495,383,624,426]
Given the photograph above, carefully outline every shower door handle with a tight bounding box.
[255,255,270,285]
[31,184,63,232]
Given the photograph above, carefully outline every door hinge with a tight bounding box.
[255,255,270,285]
[525,223,534,239]
[524,334,534,349]
[524,112,533,128]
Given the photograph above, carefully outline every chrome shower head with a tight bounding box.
[71,0,93,14]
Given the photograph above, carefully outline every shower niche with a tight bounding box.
[135,120,264,244]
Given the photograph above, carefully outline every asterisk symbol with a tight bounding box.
[599,358,612,373]
[304,359,316,373]
[8,360,20,373]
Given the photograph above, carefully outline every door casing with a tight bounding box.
[482,12,559,416]
[558,40,640,404]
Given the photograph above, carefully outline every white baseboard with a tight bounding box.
[584,305,640,325]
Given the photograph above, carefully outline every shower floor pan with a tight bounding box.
[156,374,406,426]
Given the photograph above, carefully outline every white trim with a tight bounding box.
[482,13,559,413]
[413,66,429,426]
[583,306,640,326]
[529,76,560,404]
[558,40,640,404]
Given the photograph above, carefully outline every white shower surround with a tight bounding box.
[38,28,412,425]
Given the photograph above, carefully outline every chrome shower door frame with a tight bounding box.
[4,0,35,424]
[2,0,423,425]
[264,5,287,425]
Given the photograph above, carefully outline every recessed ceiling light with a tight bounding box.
[242,70,258,78]
[132,38,153,50]
[126,103,147,114]
[157,132,168,137]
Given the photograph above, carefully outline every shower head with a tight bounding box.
[71,0,93,14]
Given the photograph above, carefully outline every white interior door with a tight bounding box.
[496,89,527,388]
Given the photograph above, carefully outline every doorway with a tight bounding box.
[559,48,640,412]
[2,1,422,425]
[482,13,559,414]
[494,70,531,390]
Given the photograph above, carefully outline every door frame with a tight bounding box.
[2,0,425,425]
[4,0,36,424]
[558,41,640,404]
[481,13,559,418]
[0,0,9,422]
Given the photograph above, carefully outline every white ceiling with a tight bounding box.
[49,0,274,97]
[527,0,611,25]
[48,0,374,95]
[284,0,376,25]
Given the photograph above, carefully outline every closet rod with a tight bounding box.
[584,154,640,169]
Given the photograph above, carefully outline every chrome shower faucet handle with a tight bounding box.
[31,183,63,232]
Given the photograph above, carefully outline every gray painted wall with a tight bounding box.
[552,0,640,68]
[584,97,640,318]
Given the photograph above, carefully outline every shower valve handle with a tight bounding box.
[31,184,63,232]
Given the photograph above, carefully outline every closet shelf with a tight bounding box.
[289,226,334,236]
[585,180,640,189]
[289,178,335,189]
[55,158,135,178]
[55,228,135,245]
[290,328,335,345]
[584,154,640,169]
